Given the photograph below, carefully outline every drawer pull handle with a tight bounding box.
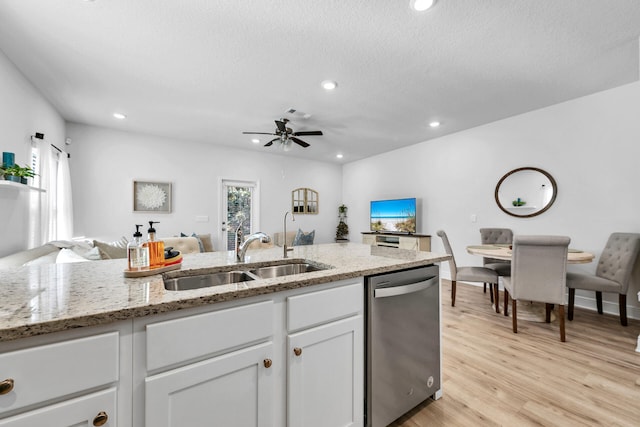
[263,359,272,368]
[0,379,14,395]
[293,347,302,356]
[93,411,108,426]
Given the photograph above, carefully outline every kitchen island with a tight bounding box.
[0,243,449,426]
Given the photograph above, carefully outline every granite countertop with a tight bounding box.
[0,243,450,342]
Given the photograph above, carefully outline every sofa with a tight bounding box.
[0,235,213,269]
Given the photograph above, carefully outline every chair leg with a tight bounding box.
[619,294,628,326]
[545,303,552,323]
[494,283,500,313]
[596,291,603,314]
[483,283,487,293]
[558,305,566,342]
[451,280,457,307]
[512,300,518,333]
[503,289,509,317]
[488,283,494,303]
[568,288,575,321]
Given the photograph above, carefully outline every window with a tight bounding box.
[292,188,318,214]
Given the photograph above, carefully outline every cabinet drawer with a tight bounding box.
[0,332,118,416]
[146,301,273,371]
[287,282,362,332]
[0,387,116,427]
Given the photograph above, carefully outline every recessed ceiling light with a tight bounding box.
[336,153,344,159]
[321,80,338,91]
[412,0,436,12]
[251,138,260,144]
[113,112,127,120]
[429,121,440,128]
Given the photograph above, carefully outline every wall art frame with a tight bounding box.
[133,181,172,213]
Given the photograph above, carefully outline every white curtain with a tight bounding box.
[56,154,73,240]
[31,137,73,244]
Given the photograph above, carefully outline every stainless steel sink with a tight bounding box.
[249,263,323,279]
[164,271,255,291]
[163,260,329,291]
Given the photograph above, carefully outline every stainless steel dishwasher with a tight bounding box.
[365,265,441,427]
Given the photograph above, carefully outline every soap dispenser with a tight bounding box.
[145,221,165,269]
[127,224,149,271]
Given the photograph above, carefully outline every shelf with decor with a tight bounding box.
[0,180,45,192]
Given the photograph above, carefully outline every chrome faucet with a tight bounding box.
[236,227,271,263]
[283,211,295,258]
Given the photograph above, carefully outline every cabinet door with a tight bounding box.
[145,342,273,427]
[288,316,363,427]
[0,388,116,427]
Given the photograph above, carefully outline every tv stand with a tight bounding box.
[361,232,431,251]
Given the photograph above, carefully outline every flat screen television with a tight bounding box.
[370,197,417,233]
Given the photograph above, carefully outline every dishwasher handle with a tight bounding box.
[374,276,438,298]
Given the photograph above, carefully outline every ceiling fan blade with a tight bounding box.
[290,136,310,148]
[292,130,323,136]
[275,120,287,133]
[264,138,279,147]
[242,132,276,135]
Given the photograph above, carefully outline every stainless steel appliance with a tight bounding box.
[365,265,441,427]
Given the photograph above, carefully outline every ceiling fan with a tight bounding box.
[242,118,323,149]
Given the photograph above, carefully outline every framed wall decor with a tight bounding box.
[133,181,172,213]
[292,187,318,214]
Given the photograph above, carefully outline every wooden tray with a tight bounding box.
[124,262,181,278]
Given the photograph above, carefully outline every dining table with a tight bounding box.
[465,243,595,321]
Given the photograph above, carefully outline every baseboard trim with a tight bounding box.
[438,273,640,321]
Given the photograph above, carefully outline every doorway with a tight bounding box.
[220,179,260,251]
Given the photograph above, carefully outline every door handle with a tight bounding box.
[374,276,438,298]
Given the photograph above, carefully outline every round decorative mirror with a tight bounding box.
[495,167,557,218]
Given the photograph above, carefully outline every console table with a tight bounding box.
[361,232,431,251]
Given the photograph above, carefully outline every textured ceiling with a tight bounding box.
[1,0,639,163]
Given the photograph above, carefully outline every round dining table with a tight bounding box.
[465,244,595,321]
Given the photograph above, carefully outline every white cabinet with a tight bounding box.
[135,278,364,427]
[145,342,274,427]
[286,283,364,427]
[0,323,130,427]
[361,232,431,251]
[139,300,275,427]
[288,316,363,427]
[0,388,116,427]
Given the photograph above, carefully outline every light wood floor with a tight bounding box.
[390,280,640,427]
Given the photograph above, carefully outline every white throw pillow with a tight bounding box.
[56,248,90,264]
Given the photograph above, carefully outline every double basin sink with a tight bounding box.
[163,260,328,291]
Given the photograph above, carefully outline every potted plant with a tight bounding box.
[338,204,348,215]
[3,164,36,184]
[336,220,349,241]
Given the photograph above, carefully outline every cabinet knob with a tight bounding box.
[93,411,108,426]
[0,379,14,395]
[263,359,272,368]
[293,347,302,356]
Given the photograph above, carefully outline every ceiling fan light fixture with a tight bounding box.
[321,80,338,91]
[412,0,436,12]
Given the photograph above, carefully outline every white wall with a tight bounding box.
[343,80,640,319]
[66,123,343,250]
[0,49,65,256]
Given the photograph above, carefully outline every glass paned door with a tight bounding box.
[221,180,259,251]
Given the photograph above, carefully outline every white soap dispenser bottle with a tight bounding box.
[127,224,149,271]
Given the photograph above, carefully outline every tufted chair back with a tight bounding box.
[480,228,513,265]
[595,233,640,294]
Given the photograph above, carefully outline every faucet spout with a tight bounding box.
[236,232,271,263]
[283,211,295,258]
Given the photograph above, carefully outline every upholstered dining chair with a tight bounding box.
[437,230,499,310]
[479,228,513,302]
[502,235,570,342]
[566,232,640,326]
